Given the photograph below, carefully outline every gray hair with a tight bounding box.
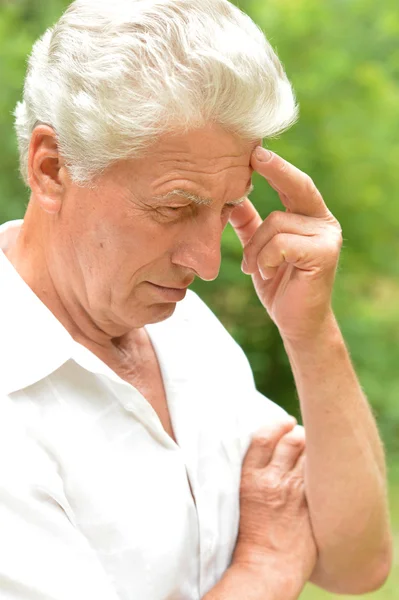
[14,0,298,187]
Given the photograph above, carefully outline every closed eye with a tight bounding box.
[224,200,245,209]
[162,205,190,213]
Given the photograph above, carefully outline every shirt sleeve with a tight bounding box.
[238,389,291,452]
[0,395,120,600]
[182,291,293,457]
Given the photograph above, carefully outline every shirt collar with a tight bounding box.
[0,220,192,398]
[0,220,77,395]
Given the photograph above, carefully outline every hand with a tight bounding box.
[232,421,317,596]
[229,147,342,343]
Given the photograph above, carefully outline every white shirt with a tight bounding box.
[0,220,288,600]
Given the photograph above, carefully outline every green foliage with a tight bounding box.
[0,0,398,458]
[200,0,399,454]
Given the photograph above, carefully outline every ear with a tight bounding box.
[28,125,69,215]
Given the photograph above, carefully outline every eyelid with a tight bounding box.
[162,202,241,212]
[225,201,244,208]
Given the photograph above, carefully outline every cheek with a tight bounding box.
[93,216,176,276]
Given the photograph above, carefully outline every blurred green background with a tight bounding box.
[0,0,398,597]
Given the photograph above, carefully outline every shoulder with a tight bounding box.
[177,290,289,412]
[175,291,290,450]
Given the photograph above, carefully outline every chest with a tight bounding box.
[111,340,177,443]
[16,364,244,600]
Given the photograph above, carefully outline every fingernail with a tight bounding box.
[255,146,273,162]
[259,268,271,281]
[241,256,248,274]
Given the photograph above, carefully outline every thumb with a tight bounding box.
[229,199,263,248]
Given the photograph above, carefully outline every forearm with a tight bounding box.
[203,562,304,600]
[284,312,391,593]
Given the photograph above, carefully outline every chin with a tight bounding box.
[142,302,177,326]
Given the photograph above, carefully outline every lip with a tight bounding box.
[147,282,188,301]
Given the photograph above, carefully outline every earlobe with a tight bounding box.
[38,191,62,215]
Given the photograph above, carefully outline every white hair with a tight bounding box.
[14,0,298,187]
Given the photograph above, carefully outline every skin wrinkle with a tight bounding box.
[154,165,252,179]
[151,169,252,197]
[6,118,392,589]
[8,124,258,367]
[153,183,254,208]
[156,163,253,176]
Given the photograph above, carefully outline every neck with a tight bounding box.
[6,201,143,365]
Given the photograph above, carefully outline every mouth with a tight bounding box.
[147,282,190,301]
[155,284,187,291]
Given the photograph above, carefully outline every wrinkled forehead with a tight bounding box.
[136,125,260,201]
[154,125,258,168]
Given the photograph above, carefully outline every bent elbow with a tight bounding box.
[312,539,393,595]
[359,547,393,594]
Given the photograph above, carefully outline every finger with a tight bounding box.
[243,417,297,470]
[292,452,308,503]
[293,450,306,477]
[229,199,263,248]
[267,425,306,473]
[251,147,330,219]
[242,211,322,275]
[256,233,330,280]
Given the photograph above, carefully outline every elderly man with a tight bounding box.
[0,0,392,598]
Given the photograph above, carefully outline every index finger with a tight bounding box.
[251,147,330,219]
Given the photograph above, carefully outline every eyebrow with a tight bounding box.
[153,183,254,207]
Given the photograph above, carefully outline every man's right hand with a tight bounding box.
[232,419,317,597]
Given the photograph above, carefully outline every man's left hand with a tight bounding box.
[229,147,343,343]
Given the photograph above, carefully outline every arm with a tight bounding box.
[204,563,301,600]
[285,315,391,593]
[230,146,392,594]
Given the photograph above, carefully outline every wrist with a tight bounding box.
[230,556,306,600]
[282,309,342,356]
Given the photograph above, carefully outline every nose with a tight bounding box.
[171,218,223,282]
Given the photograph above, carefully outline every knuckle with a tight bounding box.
[335,227,344,249]
[282,432,305,448]
[287,473,306,495]
[290,424,306,441]
[250,433,273,451]
[326,213,342,231]
[266,210,284,229]
[240,470,271,499]
[273,232,287,246]
[276,159,288,176]
[303,174,315,193]
[261,469,284,493]
[322,234,342,262]
[252,420,296,448]
[266,233,288,258]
